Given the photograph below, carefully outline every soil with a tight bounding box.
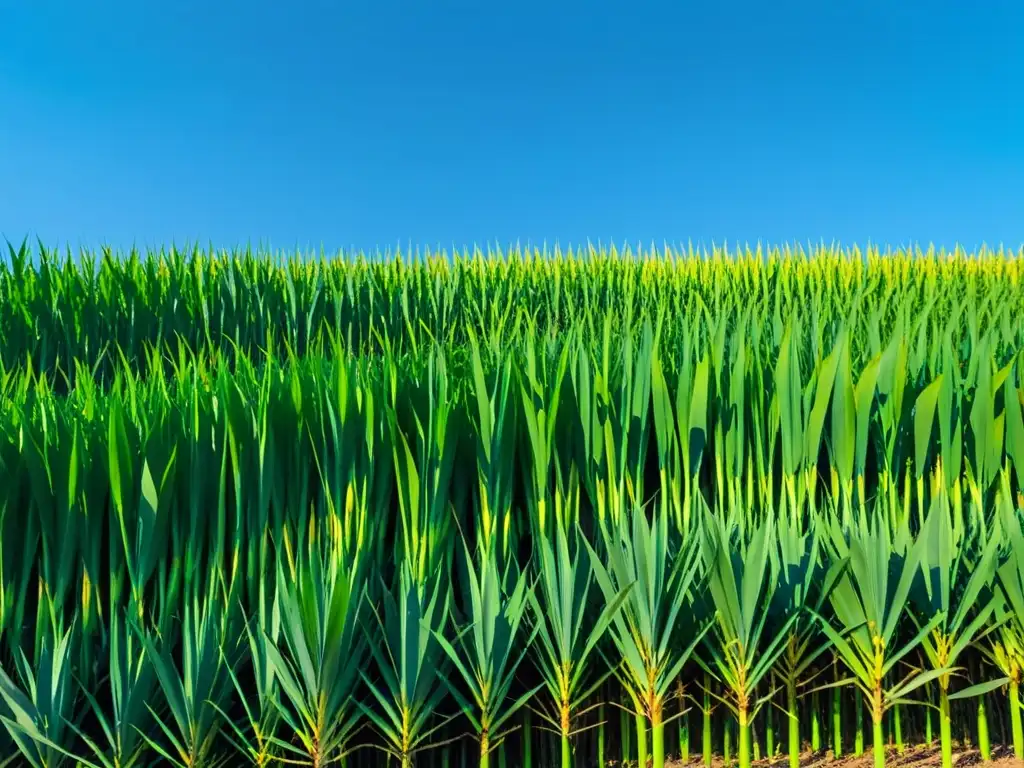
[653,746,1024,767]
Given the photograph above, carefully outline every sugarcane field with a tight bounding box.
[2,242,1024,768]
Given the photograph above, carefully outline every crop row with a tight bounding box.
[0,247,1023,768]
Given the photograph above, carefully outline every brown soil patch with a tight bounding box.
[653,745,1024,767]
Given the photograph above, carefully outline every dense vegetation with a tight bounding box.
[1,242,1023,768]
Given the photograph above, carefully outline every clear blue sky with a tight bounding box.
[1,0,1022,254]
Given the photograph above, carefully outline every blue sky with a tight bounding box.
[1,0,1022,254]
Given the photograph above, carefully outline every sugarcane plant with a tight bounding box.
[911,488,1007,768]
[527,512,634,768]
[0,242,1023,768]
[359,346,461,767]
[434,524,540,768]
[698,511,799,768]
[137,579,235,768]
[993,507,1024,760]
[0,619,78,768]
[770,513,845,768]
[979,607,1024,760]
[360,562,454,768]
[817,511,948,768]
[215,592,282,767]
[72,608,162,768]
[261,535,368,767]
[585,503,711,768]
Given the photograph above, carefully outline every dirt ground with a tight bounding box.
[656,745,1024,767]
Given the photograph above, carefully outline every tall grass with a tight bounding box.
[0,243,1022,767]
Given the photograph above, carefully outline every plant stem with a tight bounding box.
[680,707,690,765]
[738,707,750,768]
[873,715,885,768]
[832,674,842,757]
[597,704,604,768]
[653,708,665,768]
[810,691,820,752]
[939,686,951,768]
[978,694,990,763]
[1011,679,1023,760]
[636,710,649,768]
[622,708,631,765]
[524,710,532,768]
[560,733,570,768]
[925,683,933,746]
[704,677,713,768]
[787,679,799,768]
[854,692,863,756]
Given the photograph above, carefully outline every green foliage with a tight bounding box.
[0,243,1022,767]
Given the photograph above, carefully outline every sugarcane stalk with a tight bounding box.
[522,710,531,768]
[925,683,933,746]
[787,678,799,768]
[704,675,713,768]
[978,694,990,763]
[832,660,842,758]
[738,704,750,768]
[870,680,888,768]
[855,692,864,756]
[679,689,690,766]
[810,690,820,752]
[636,711,648,768]
[559,704,571,768]
[1011,679,1023,760]
[872,715,884,768]
[653,703,665,768]
[622,707,631,764]
[939,686,951,768]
